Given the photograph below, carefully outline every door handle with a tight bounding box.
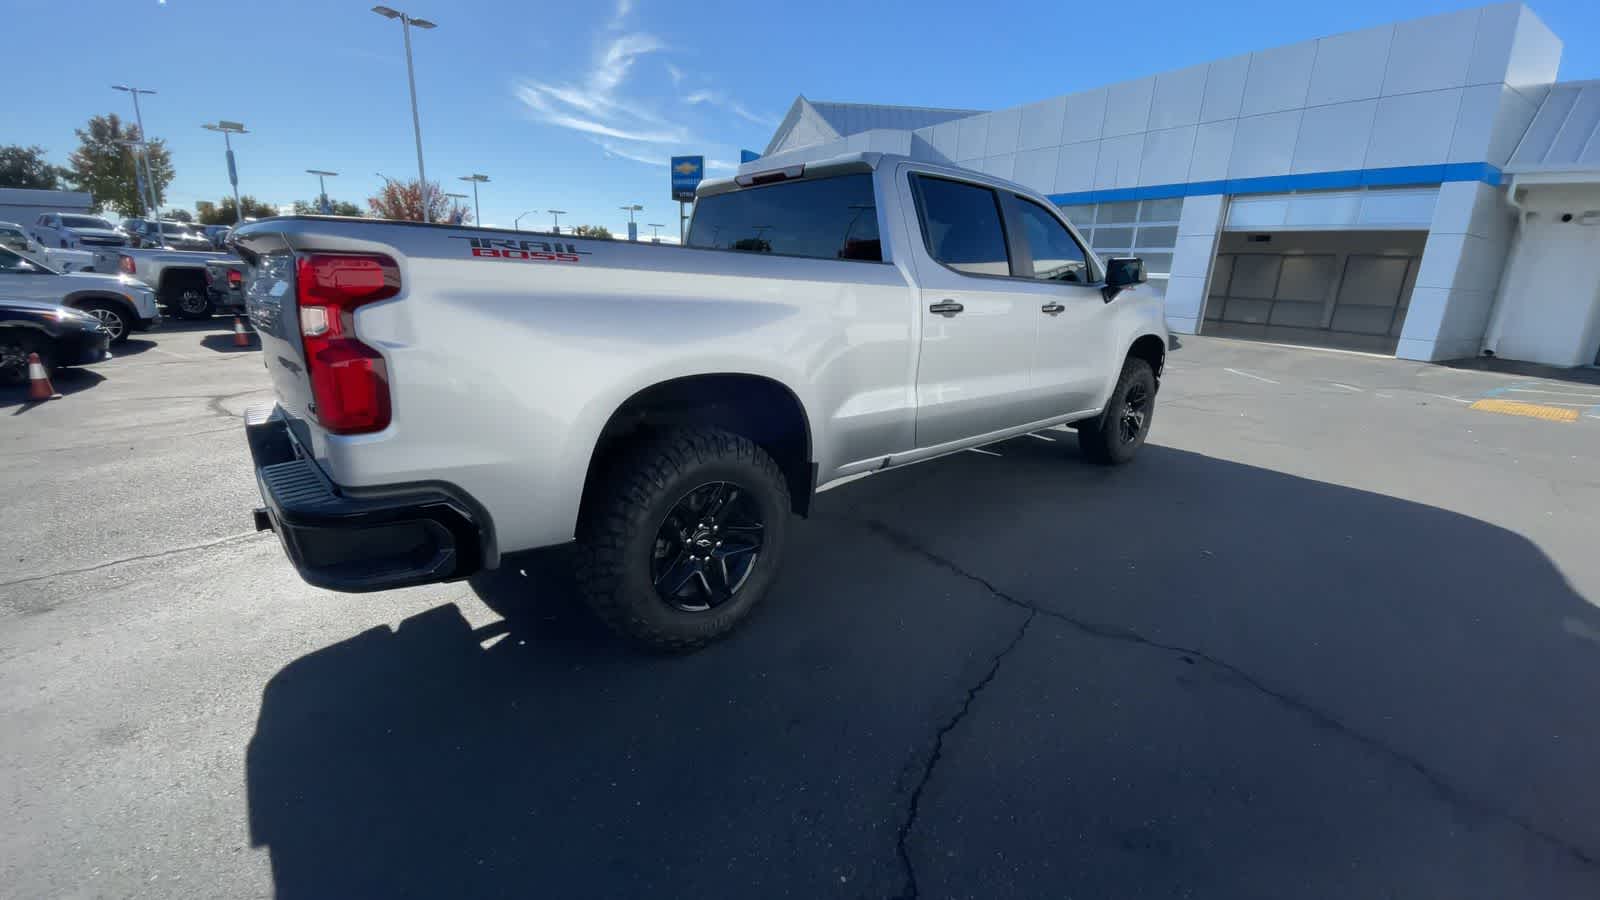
[929,300,964,317]
[1040,302,1065,315]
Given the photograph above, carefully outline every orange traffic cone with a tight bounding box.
[26,353,57,401]
[233,316,251,347]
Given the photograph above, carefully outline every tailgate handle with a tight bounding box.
[929,301,964,317]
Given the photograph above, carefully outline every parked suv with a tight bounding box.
[0,246,160,343]
[30,213,127,250]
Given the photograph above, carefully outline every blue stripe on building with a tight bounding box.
[1046,163,1503,207]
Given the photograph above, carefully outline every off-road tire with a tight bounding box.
[1078,356,1157,465]
[575,426,790,651]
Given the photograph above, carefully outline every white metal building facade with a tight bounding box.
[753,2,1600,367]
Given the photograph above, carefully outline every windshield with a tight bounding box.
[0,246,60,274]
[60,215,114,230]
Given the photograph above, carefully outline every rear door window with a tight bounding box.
[911,174,1011,277]
[687,173,881,262]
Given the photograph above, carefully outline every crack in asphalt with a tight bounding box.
[0,530,268,593]
[891,603,1034,900]
[860,518,1599,897]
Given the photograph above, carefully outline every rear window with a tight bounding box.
[911,174,1011,277]
[60,215,113,229]
[687,173,882,262]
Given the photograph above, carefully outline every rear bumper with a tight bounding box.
[245,404,490,592]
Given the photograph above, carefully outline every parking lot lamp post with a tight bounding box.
[647,223,664,241]
[444,192,470,224]
[619,204,643,241]
[371,6,436,215]
[115,139,150,218]
[307,169,339,213]
[202,121,248,225]
[111,85,160,216]
[459,174,489,227]
[547,209,567,234]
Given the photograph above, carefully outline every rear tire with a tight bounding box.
[1077,356,1156,465]
[575,426,790,651]
[172,283,213,320]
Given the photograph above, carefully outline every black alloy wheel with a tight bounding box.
[1119,382,1151,444]
[650,481,765,612]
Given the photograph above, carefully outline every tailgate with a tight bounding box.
[242,251,323,449]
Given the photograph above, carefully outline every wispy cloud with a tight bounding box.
[664,62,685,87]
[682,89,777,128]
[595,140,737,174]
[608,0,633,29]
[517,31,689,146]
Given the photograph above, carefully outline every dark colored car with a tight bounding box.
[0,298,111,386]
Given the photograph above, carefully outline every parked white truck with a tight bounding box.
[235,153,1170,648]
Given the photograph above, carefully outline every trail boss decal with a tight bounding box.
[449,236,592,263]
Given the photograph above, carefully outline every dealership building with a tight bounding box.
[751,2,1600,368]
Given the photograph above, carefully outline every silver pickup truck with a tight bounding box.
[234,152,1170,649]
[96,246,233,320]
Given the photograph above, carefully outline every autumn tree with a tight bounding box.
[195,196,278,225]
[0,145,66,189]
[366,177,469,224]
[66,114,174,214]
[571,224,613,239]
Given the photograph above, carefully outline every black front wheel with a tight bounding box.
[1078,356,1157,465]
[173,286,213,320]
[576,427,790,651]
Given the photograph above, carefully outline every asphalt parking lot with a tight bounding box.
[3,323,1599,899]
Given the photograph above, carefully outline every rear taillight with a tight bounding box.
[118,254,135,275]
[228,269,243,288]
[295,253,400,435]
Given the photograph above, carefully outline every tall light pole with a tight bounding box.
[547,209,567,234]
[115,139,151,218]
[619,204,643,241]
[459,174,488,226]
[111,85,160,216]
[307,169,338,213]
[514,210,538,231]
[371,6,436,218]
[202,121,248,225]
[647,223,664,242]
[444,192,469,224]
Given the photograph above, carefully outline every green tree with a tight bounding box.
[572,224,613,239]
[292,198,365,216]
[0,145,66,189]
[195,196,279,225]
[162,208,193,223]
[66,114,174,215]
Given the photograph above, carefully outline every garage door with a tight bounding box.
[1202,231,1424,354]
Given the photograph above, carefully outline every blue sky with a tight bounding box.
[5,0,1598,235]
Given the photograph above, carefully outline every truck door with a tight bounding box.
[903,172,1052,448]
[1002,194,1116,415]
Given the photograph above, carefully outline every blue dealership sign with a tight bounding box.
[671,155,704,202]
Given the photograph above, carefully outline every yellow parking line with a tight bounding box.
[1468,398,1580,422]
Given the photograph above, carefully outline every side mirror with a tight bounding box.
[1105,256,1147,288]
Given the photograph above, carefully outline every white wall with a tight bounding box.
[910,3,1560,199]
[1485,184,1600,366]
[1396,181,1518,360]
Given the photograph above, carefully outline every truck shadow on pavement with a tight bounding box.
[245,438,1600,900]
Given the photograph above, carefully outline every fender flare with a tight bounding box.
[62,291,138,323]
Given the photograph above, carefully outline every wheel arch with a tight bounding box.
[1127,332,1166,381]
[581,373,817,520]
[62,291,137,321]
